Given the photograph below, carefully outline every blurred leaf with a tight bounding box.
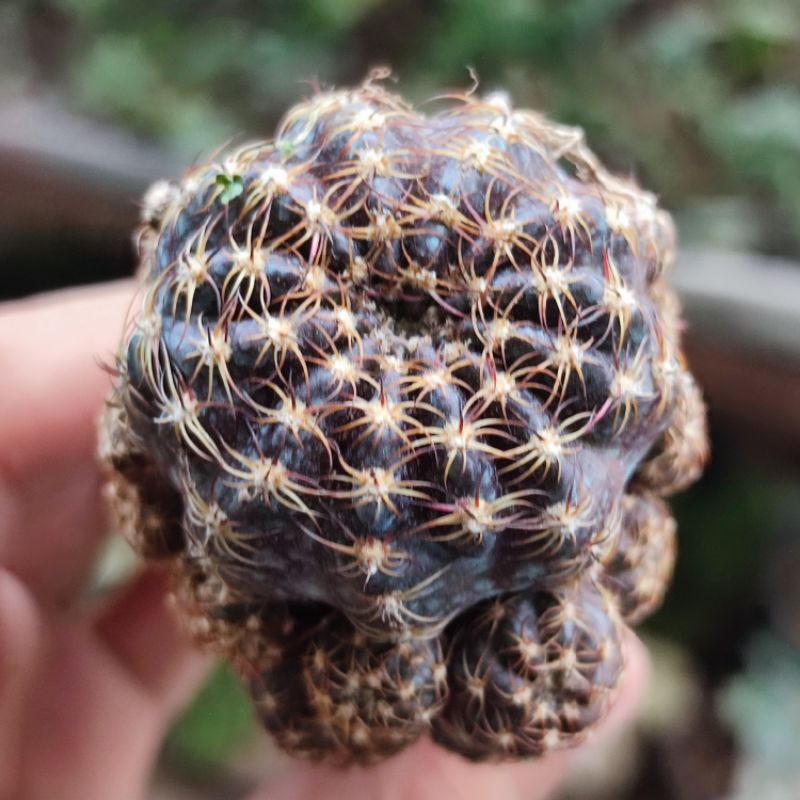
[719,633,800,770]
[72,33,233,153]
[6,0,800,254]
[310,0,384,30]
[723,87,800,150]
[706,87,800,228]
[722,0,800,42]
[166,663,255,770]
[646,466,789,649]
[0,5,31,83]
[645,6,719,68]
[674,197,763,252]
[73,35,161,114]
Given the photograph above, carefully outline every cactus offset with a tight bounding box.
[100,78,708,763]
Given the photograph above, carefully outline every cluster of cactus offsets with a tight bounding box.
[100,77,708,763]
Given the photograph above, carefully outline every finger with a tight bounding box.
[17,568,210,800]
[94,566,212,716]
[0,281,135,602]
[251,632,649,800]
[0,569,43,800]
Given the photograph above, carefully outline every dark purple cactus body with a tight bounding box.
[101,81,707,763]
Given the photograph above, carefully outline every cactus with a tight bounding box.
[100,77,708,763]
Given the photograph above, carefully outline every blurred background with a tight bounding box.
[1,0,799,797]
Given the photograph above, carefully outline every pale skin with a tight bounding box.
[0,282,649,800]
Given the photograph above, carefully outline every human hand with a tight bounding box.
[0,282,649,800]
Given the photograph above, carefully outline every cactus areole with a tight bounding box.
[100,79,708,763]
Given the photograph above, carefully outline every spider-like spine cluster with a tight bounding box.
[100,77,708,763]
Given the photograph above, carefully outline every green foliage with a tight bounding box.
[720,632,800,770]
[216,173,244,204]
[165,663,255,770]
[644,456,800,654]
[4,0,799,255]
